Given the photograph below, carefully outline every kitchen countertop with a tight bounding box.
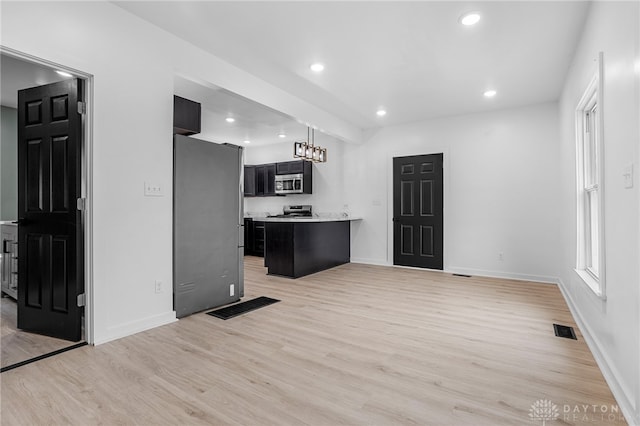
[249,216,362,223]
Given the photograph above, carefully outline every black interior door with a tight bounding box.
[393,153,444,270]
[17,78,84,341]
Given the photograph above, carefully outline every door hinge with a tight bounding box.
[77,101,86,115]
[77,198,86,211]
[77,293,85,307]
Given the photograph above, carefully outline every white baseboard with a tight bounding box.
[447,266,559,284]
[94,311,178,345]
[557,279,638,426]
[350,257,390,267]
[350,261,559,284]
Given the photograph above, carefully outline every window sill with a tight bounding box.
[574,269,606,300]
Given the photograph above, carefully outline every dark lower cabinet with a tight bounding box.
[244,218,253,252]
[253,221,265,255]
[244,218,265,257]
[264,221,350,278]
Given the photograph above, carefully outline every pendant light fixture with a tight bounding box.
[293,127,327,163]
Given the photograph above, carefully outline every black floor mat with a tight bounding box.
[206,296,280,320]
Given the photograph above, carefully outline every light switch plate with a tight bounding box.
[144,181,164,197]
[623,164,634,189]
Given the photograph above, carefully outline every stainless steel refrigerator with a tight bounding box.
[173,134,244,318]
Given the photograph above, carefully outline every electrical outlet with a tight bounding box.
[230,284,235,297]
[155,280,163,293]
[623,164,634,189]
[144,181,164,197]
[498,252,504,261]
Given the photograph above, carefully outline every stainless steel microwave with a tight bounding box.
[275,173,303,194]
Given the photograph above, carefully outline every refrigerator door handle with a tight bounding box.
[238,146,245,224]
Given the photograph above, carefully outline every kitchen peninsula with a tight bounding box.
[262,216,361,278]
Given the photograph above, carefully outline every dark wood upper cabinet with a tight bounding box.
[246,160,311,196]
[265,164,276,195]
[276,160,305,175]
[255,165,265,195]
[252,164,276,197]
[254,163,276,197]
[173,95,201,135]
[244,165,256,196]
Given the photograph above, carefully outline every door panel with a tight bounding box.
[401,181,414,215]
[51,136,70,212]
[17,78,83,341]
[393,153,444,269]
[26,139,44,211]
[25,234,44,308]
[420,180,434,215]
[401,225,414,255]
[420,226,434,256]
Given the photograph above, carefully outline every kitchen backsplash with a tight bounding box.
[244,193,350,215]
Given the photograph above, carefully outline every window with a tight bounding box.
[575,56,605,298]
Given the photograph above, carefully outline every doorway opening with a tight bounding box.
[0,48,93,371]
[392,153,444,270]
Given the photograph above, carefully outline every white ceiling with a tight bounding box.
[115,1,590,129]
[175,76,318,147]
[1,54,69,108]
[0,54,314,148]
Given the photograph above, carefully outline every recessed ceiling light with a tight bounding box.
[310,63,325,73]
[225,117,235,123]
[376,109,387,117]
[243,140,251,144]
[55,70,73,78]
[278,133,286,138]
[484,90,497,98]
[460,12,481,26]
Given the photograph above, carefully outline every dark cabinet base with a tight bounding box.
[244,219,265,257]
[265,221,350,278]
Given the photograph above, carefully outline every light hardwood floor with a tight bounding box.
[1,296,82,369]
[0,257,626,425]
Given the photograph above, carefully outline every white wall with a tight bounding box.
[3,8,637,420]
[345,102,564,285]
[557,2,639,424]
[1,106,18,220]
[1,1,358,344]
[243,134,346,216]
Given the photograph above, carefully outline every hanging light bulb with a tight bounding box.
[319,148,327,162]
[293,126,327,163]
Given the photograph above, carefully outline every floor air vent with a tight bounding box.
[553,324,577,340]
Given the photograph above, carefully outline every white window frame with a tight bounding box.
[575,52,606,299]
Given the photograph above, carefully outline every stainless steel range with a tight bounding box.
[269,205,313,218]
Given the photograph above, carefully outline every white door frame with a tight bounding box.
[1,46,94,345]
[386,146,450,271]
